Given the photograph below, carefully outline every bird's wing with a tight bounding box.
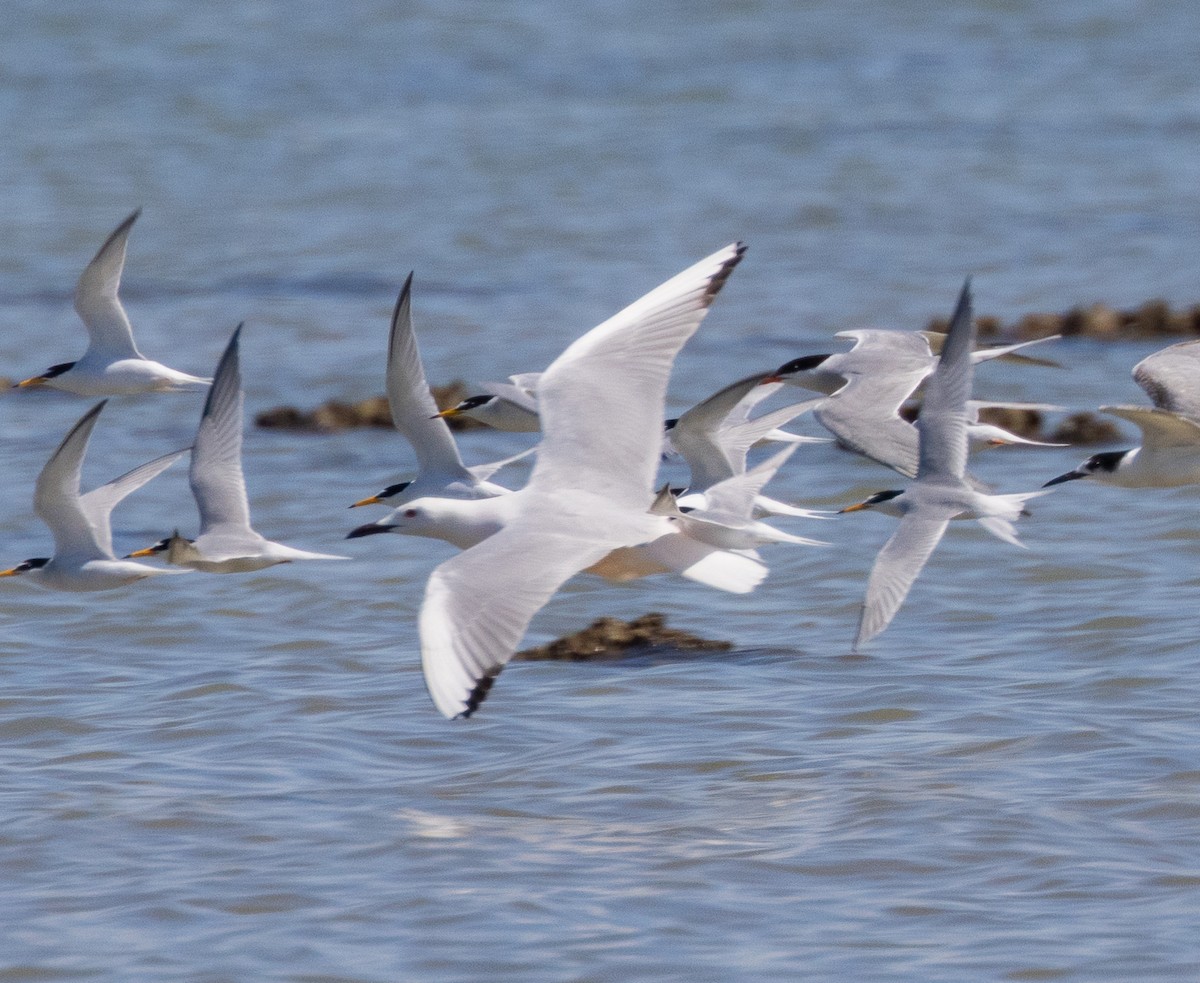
[1131,340,1200,419]
[700,445,797,518]
[809,331,940,478]
[671,372,772,489]
[419,507,623,718]
[74,210,144,360]
[190,324,253,535]
[718,397,824,473]
[507,372,542,394]
[1101,405,1200,449]
[835,328,936,364]
[466,445,536,483]
[916,280,974,481]
[33,401,110,559]
[81,448,190,557]
[923,331,1062,368]
[385,275,473,481]
[34,401,180,560]
[855,510,954,650]
[814,400,920,477]
[529,243,746,511]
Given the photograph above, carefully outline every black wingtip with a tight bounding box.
[702,242,747,306]
[459,668,502,718]
[395,272,414,314]
[112,208,142,240]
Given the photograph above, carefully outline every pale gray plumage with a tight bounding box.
[851,281,1048,650]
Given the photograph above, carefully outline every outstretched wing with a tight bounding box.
[33,401,109,559]
[385,275,473,482]
[190,324,253,534]
[75,209,143,360]
[916,280,973,481]
[1131,340,1200,419]
[855,510,953,651]
[531,242,746,511]
[419,508,618,718]
[82,448,189,557]
[1102,404,1200,449]
[671,371,772,490]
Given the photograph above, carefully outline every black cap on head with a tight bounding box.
[774,354,832,375]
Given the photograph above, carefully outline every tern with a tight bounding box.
[840,282,1048,651]
[665,372,829,519]
[350,275,529,509]
[434,374,542,432]
[766,329,1058,478]
[1045,339,1200,488]
[0,401,190,590]
[128,325,349,572]
[651,446,828,550]
[16,210,212,395]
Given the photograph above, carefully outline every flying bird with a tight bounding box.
[16,210,212,395]
[1,401,190,590]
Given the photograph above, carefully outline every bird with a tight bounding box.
[839,282,1048,651]
[0,401,191,590]
[126,324,349,572]
[651,445,829,550]
[764,329,1058,479]
[15,210,213,395]
[664,371,829,519]
[349,274,529,509]
[433,373,542,431]
[382,242,755,717]
[1044,339,1200,488]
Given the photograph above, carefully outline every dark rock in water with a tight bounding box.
[1050,412,1122,445]
[253,405,309,429]
[515,613,732,662]
[976,405,1049,440]
[254,380,485,432]
[934,299,1200,342]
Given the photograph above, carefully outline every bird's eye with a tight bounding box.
[404,509,418,518]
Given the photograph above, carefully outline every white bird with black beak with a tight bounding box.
[1044,338,1200,489]
[15,210,212,395]
[0,401,190,590]
[840,282,1048,651]
[128,325,349,572]
[349,274,528,510]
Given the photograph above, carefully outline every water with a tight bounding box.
[2,1,1200,979]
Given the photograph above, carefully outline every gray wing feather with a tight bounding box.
[74,210,143,359]
[671,372,771,489]
[190,325,252,533]
[1132,340,1200,419]
[856,512,953,650]
[916,280,973,480]
[385,276,473,481]
[420,517,615,718]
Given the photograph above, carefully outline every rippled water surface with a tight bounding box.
[3,1,1200,980]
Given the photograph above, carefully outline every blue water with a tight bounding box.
[2,1,1200,979]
